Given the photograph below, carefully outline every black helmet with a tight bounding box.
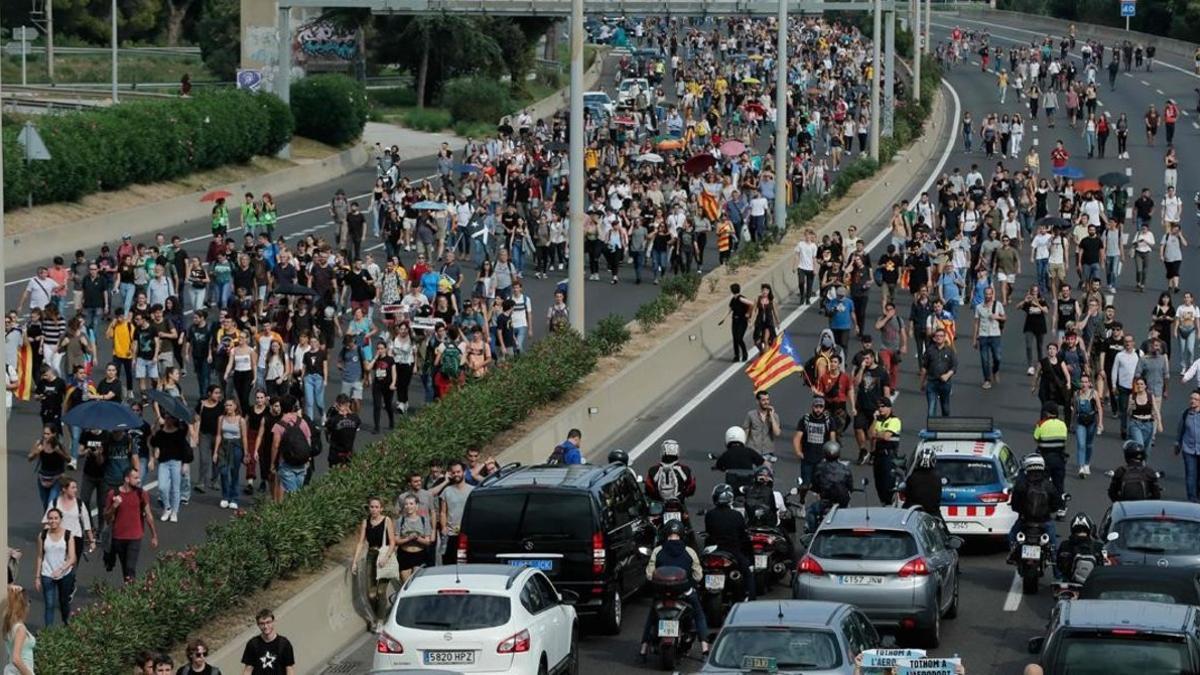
[1122,440,1146,464]
[916,447,937,470]
[712,483,734,506]
[608,449,629,466]
[822,440,842,460]
[661,518,686,539]
[1069,513,1095,538]
[754,464,773,482]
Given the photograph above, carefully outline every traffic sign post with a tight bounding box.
[1121,0,1135,30]
[16,121,52,208]
[9,26,37,85]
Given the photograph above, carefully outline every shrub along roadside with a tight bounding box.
[289,74,370,147]
[2,90,292,211]
[35,55,945,675]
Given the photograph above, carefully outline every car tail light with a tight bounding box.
[592,531,606,575]
[457,534,469,564]
[704,555,732,570]
[1111,629,1139,635]
[796,555,825,575]
[376,631,404,654]
[898,557,931,577]
[438,589,469,595]
[751,533,774,548]
[978,491,1010,504]
[497,629,531,654]
[852,528,876,534]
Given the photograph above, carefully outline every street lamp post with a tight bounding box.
[774,0,787,235]
[869,0,882,162]
[567,0,585,332]
[111,0,118,103]
[912,0,921,102]
[884,7,895,138]
[277,6,292,159]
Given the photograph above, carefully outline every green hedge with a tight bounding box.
[290,74,369,146]
[442,76,515,125]
[2,90,292,210]
[35,330,602,674]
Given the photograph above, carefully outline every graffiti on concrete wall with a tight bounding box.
[292,19,359,71]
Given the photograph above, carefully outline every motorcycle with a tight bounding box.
[707,452,778,516]
[698,544,746,629]
[649,497,700,550]
[1014,522,1055,595]
[647,566,698,670]
[746,504,795,592]
[1053,550,1101,600]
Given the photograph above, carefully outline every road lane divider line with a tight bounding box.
[1003,572,1024,612]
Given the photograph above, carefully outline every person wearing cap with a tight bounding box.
[869,398,901,505]
[793,397,836,486]
[1034,402,1070,514]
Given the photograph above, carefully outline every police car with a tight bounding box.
[904,417,1019,538]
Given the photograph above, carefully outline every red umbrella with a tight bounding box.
[743,101,766,116]
[720,140,746,157]
[200,189,232,203]
[683,154,717,175]
[1074,178,1101,194]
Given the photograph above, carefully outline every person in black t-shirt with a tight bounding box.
[241,609,295,675]
[325,394,362,466]
[177,637,221,675]
[185,311,214,400]
[36,365,67,434]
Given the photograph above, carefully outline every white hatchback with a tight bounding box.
[373,564,579,674]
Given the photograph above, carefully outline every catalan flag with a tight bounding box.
[745,333,804,392]
[698,188,721,222]
[13,343,33,401]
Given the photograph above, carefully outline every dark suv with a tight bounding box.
[1029,599,1200,674]
[457,462,655,634]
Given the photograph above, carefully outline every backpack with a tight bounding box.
[1023,479,1053,521]
[439,343,462,378]
[549,306,570,333]
[546,444,567,465]
[654,464,684,500]
[1119,465,1155,501]
[279,419,313,466]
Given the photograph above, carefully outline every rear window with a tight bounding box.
[938,458,1000,487]
[394,593,511,631]
[1058,634,1191,675]
[1117,518,1200,555]
[464,492,594,542]
[1088,590,1180,604]
[709,627,841,670]
[810,530,917,561]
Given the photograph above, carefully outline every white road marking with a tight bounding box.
[1032,124,1038,133]
[1032,138,1039,146]
[1126,167,1133,176]
[1141,80,1151,86]
[1194,122,1200,130]
[1003,572,1024,611]
[1097,101,1105,107]
[1124,72,1134,78]
[626,78,964,463]
[1156,88,1165,95]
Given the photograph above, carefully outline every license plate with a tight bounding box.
[754,554,769,569]
[840,575,885,585]
[658,619,680,638]
[1022,545,1042,560]
[508,559,553,571]
[705,574,726,591]
[424,650,475,665]
[663,511,682,522]
[947,520,972,530]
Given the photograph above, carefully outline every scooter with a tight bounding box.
[707,451,778,516]
[1053,550,1101,600]
[697,544,746,629]
[647,566,698,670]
[648,497,700,550]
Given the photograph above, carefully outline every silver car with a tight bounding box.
[791,506,961,647]
[700,601,879,675]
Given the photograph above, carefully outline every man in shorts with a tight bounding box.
[994,236,1021,304]
[132,313,159,397]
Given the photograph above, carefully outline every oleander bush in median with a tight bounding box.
[2,90,293,210]
[290,74,370,147]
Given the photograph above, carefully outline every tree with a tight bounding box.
[197,0,239,80]
[161,0,203,46]
[368,14,505,107]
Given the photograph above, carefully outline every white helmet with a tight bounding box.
[661,439,680,463]
[725,426,747,446]
[1022,454,1046,473]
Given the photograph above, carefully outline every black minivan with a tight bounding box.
[457,463,655,634]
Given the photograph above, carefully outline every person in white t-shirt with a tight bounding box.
[18,267,59,314]
[509,281,533,355]
[794,229,819,303]
[1162,185,1183,228]
[1031,224,1054,296]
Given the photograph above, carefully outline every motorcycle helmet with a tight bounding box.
[661,518,687,539]
[916,446,938,470]
[754,464,773,483]
[822,440,842,460]
[1122,440,1146,465]
[661,439,680,464]
[712,483,734,506]
[608,449,629,466]
[725,426,747,447]
[1022,454,1046,473]
[1069,513,1095,539]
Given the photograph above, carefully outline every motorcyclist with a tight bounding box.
[703,483,756,600]
[715,426,765,471]
[608,449,630,465]
[1055,513,1104,585]
[902,446,943,516]
[1107,440,1163,503]
[807,441,853,532]
[1008,454,1063,563]
[645,439,697,504]
[743,465,784,527]
[639,519,710,661]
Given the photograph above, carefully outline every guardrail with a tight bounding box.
[0,43,200,56]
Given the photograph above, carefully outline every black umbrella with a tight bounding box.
[148,389,195,423]
[1036,216,1071,231]
[62,400,143,431]
[1098,171,1130,188]
[272,283,320,298]
[548,141,568,152]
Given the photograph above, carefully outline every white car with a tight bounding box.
[583,91,616,116]
[617,77,651,105]
[373,564,579,674]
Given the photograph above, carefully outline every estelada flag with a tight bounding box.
[745,332,804,392]
[698,189,721,222]
[14,343,33,401]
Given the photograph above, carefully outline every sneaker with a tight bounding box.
[194,485,206,494]
[982,381,993,389]
[1078,468,1086,479]
[68,459,77,471]
[229,502,239,510]
[1027,366,1036,375]
[160,510,171,522]
[1084,464,1091,476]
[169,512,179,523]
[220,499,230,509]
[244,484,254,495]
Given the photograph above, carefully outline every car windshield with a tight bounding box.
[393,593,511,631]
[709,627,841,670]
[1090,590,1180,604]
[810,530,917,560]
[464,492,593,541]
[1059,634,1190,674]
[938,458,1000,487]
[1117,518,1200,555]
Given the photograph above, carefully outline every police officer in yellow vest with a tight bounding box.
[1034,402,1070,518]
[869,398,902,505]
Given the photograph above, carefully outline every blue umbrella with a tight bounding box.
[62,400,143,431]
[412,201,449,211]
[1052,166,1085,179]
[452,163,481,174]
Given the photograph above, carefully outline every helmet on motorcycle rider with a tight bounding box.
[1069,513,1095,539]
[608,449,629,466]
[724,426,747,447]
[754,464,773,483]
[1122,440,1146,465]
[661,439,681,464]
[712,483,735,506]
[1022,454,1046,473]
[661,518,687,540]
[822,440,842,460]
[916,446,938,470]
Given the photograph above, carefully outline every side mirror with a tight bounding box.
[860,477,871,488]
[897,482,907,493]
[1063,493,1073,502]
[1027,636,1045,654]
[648,501,665,516]
[799,533,815,549]
[1106,531,1120,542]
[788,487,799,496]
[948,536,964,550]
[796,476,804,486]
[707,452,718,461]
[558,589,580,605]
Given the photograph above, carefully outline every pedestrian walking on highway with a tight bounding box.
[744,390,782,454]
[4,584,36,675]
[919,328,957,417]
[35,507,76,627]
[1175,390,1200,501]
[29,427,69,511]
[351,497,396,631]
[439,460,473,565]
[240,608,296,675]
[102,467,158,582]
[212,398,248,510]
[1072,374,1103,477]
[973,286,1006,389]
[181,638,221,675]
[1034,403,1070,512]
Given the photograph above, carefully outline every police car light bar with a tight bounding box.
[918,416,1001,441]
